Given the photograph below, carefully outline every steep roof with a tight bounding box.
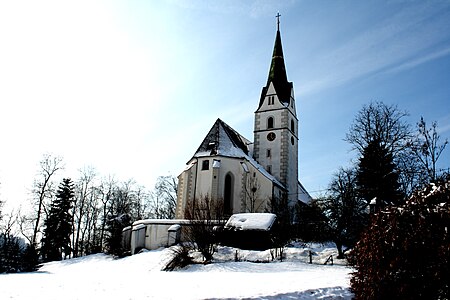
[190,119,285,189]
[258,28,293,109]
[194,118,251,158]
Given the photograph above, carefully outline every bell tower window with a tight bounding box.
[291,120,295,133]
[267,117,274,129]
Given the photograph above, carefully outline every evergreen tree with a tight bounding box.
[41,178,74,262]
[356,138,402,209]
[0,234,23,273]
[21,243,39,272]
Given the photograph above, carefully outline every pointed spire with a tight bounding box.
[267,26,288,87]
[258,14,292,107]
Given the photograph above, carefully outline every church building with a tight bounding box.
[175,20,311,219]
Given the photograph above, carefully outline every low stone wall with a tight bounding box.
[122,219,222,254]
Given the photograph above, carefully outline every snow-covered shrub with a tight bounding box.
[184,196,225,262]
[162,245,193,271]
[349,175,450,299]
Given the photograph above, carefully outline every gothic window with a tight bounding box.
[224,173,234,215]
[291,136,295,145]
[291,120,295,133]
[268,96,275,105]
[267,117,274,129]
[201,160,209,170]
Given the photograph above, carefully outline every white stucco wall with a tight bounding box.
[176,155,277,217]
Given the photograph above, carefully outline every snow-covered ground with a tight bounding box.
[0,244,353,299]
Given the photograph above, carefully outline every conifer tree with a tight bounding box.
[356,138,402,209]
[41,178,74,262]
[21,243,39,272]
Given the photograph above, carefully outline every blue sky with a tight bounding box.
[0,0,449,207]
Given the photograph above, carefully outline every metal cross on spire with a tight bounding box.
[276,12,281,31]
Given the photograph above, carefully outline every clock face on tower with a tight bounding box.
[267,132,276,141]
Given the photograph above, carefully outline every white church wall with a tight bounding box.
[175,162,197,219]
[179,156,276,215]
[212,157,244,213]
[195,157,214,198]
[240,161,277,213]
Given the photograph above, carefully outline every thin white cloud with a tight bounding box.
[384,46,450,74]
[298,2,450,96]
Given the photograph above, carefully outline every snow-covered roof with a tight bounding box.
[188,118,285,189]
[193,118,252,158]
[298,181,312,204]
[225,213,277,231]
[168,224,181,232]
[133,219,192,226]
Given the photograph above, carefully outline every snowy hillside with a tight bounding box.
[0,244,353,299]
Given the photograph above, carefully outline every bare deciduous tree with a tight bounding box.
[319,167,367,258]
[31,154,64,246]
[185,196,225,262]
[149,176,178,219]
[243,174,262,213]
[98,175,116,251]
[345,102,411,155]
[72,167,97,257]
[413,117,448,183]
[345,102,420,197]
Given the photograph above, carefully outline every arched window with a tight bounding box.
[291,119,295,133]
[224,173,234,215]
[267,117,274,129]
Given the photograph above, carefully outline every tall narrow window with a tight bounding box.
[224,173,234,215]
[291,120,295,133]
[267,149,271,158]
[267,117,274,129]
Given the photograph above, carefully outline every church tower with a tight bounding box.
[253,17,299,205]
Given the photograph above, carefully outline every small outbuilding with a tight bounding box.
[220,213,277,250]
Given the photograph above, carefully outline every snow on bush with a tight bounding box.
[349,175,450,300]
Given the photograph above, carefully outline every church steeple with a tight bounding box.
[267,22,288,87]
[258,16,293,108]
[253,16,298,205]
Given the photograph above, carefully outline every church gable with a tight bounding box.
[193,118,251,158]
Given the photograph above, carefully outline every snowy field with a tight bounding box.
[0,244,353,299]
